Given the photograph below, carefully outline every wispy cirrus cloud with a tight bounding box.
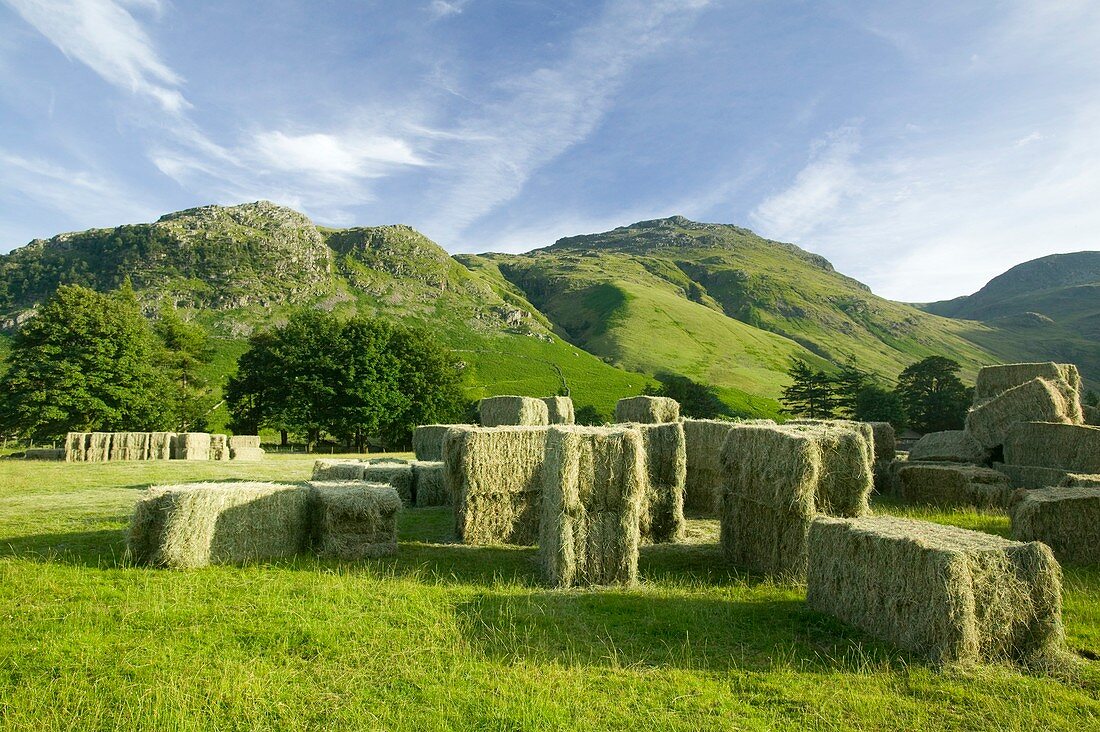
[427,0,468,21]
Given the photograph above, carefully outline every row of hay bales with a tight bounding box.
[312,457,446,508]
[127,480,401,568]
[64,432,263,462]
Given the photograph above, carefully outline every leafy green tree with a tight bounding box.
[154,304,215,431]
[643,372,728,419]
[0,284,171,440]
[781,359,837,418]
[895,356,972,433]
[832,359,869,418]
[853,385,907,429]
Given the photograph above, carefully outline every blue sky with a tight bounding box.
[1,1,1098,302]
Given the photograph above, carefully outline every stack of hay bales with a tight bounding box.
[127,482,313,568]
[719,422,872,578]
[86,432,112,462]
[111,432,151,461]
[542,396,576,425]
[413,425,468,461]
[1012,487,1100,565]
[479,396,549,427]
[908,431,987,464]
[65,432,88,462]
[361,463,414,506]
[974,362,1084,423]
[411,461,448,506]
[209,434,229,461]
[894,462,1014,508]
[312,459,367,481]
[614,396,680,424]
[173,433,212,461]
[1003,421,1100,475]
[966,377,1077,450]
[539,425,646,587]
[682,419,774,514]
[1063,474,1100,487]
[150,432,176,460]
[807,515,1066,666]
[308,481,401,559]
[228,435,264,461]
[627,421,686,543]
[444,426,550,545]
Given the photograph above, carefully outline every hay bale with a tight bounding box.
[308,481,401,559]
[478,396,549,427]
[967,377,1076,449]
[85,432,112,462]
[149,432,176,460]
[1003,421,1100,473]
[896,462,1015,508]
[681,418,775,513]
[229,435,260,450]
[127,482,312,569]
[64,432,88,462]
[361,463,413,506]
[1062,473,1100,487]
[413,424,465,461]
[909,431,988,464]
[542,396,576,425]
[111,431,151,461]
[719,423,872,578]
[411,461,448,506]
[173,432,212,461]
[1085,405,1100,426]
[869,422,896,463]
[994,463,1070,489]
[444,426,550,545]
[1012,487,1100,565]
[807,515,1065,665]
[23,448,64,460]
[313,459,364,480]
[210,434,229,461]
[975,362,1083,423]
[629,422,686,543]
[539,425,646,587]
[614,396,680,424]
[230,446,265,462]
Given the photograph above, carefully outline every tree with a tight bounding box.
[895,356,971,433]
[832,359,869,418]
[853,385,907,429]
[643,372,728,419]
[154,304,215,431]
[781,359,837,418]
[0,284,172,440]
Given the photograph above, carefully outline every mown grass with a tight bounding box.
[1,457,1099,730]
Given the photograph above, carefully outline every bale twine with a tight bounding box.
[127,482,312,569]
[614,396,680,424]
[896,462,1015,508]
[444,426,550,545]
[807,515,1066,666]
[908,430,988,464]
[1012,487,1100,565]
[478,396,550,427]
[539,425,646,588]
[966,377,1075,450]
[411,461,448,506]
[308,481,401,559]
[1003,421,1100,473]
[542,396,576,425]
[64,432,88,462]
[974,362,1083,423]
[629,422,686,543]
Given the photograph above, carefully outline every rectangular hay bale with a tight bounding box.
[64,432,88,462]
[149,432,176,460]
[230,446,264,462]
[229,435,260,450]
[444,426,550,545]
[542,396,576,425]
[908,430,988,464]
[975,362,1083,423]
[682,419,774,514]
[110,431,151,461]
[173,432,212,461]
[312,459,366,481]
[1012,487,1100,565]
[966,378,1074,450]
[414,424,464,461]
[994,463,1070,490]
[807,515,1066,665]
[85,432,112,463]
[127,482,312,568]
[479,396,549,427]
[630,422,686,543]
[896,462,1015,508]
[361,463,414,506]
[411,461,448,506]
[1003,422,1100,474]
[210,434,229,461]
[539,426,646,587]
[614,395,680,424]
[308,481,401,559]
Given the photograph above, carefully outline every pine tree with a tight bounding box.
[896,356,971,433]
[781,359,837,418]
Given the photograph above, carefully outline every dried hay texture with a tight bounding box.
[718,423,872,579]
[308,481,401,559]
[24,448,64,460]
[1004,421,1100,473]
[994,464,1070,489]
[85,432,112,462]
[444,426,550,545]
[539,426,646,587]
[975,362,1083,423]
[542,396,576,425]
[869,422,897,463]
[1062,474,1100,487]
[414,424,467,461]
[411,461,448,506]
[127,482,312,569]
[173,432,212,461]
[64,432,88,462]
[966,378,1074,449]
[807,515,1066,666]
[627,422,686,543]
[1085,405,1100,426]
[149,432,176,461]
[909,431,988,464]
[111,432,151,461]
[614,396,680,424]
[312,459,366,481]
[360,463,414,506]
[682,419,738,514]
[787,419,877,462]
[210,434,229,461]
[229,435,260,450]
[1012,487,1100,565]
[896,462,1015,508]
[230,447,265,462]
[479,396,550,427]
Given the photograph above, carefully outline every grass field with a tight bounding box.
[2,457,1099,730]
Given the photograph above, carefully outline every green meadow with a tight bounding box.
[1,457,1099,730]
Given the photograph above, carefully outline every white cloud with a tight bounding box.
[427,0,467,20]
[3,0,187,112]
[248,131,426,179]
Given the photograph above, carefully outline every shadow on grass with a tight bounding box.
[0,528,128,568]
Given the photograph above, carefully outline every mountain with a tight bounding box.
[922,252,1100,391]
[1,203,1092,427]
